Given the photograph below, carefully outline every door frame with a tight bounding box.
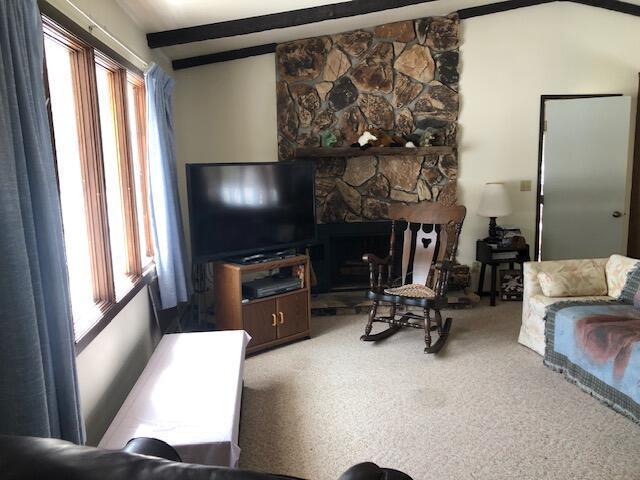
[534,94,623,260]
[627,74,640,258]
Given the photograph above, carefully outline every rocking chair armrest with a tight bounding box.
[362,253,390,266]
[363,253,391,289]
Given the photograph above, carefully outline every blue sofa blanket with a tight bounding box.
[544,300,640,423]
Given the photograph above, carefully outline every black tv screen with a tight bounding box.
[187,162,316,262]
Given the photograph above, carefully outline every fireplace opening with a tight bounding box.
[309,222,391,293]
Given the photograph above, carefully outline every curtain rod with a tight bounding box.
[61,0,149,69]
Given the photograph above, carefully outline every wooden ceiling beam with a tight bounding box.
[169,0,640,70]
[457,0,555,18]
[458,0,640,18]
[572,0,640,16]
[172,43,277,70]
[147,0,440,49]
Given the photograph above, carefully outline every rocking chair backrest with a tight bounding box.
[387,203,466,289]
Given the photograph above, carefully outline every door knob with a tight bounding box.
[271,313,277,327]
[279,312,284,324]
[612,211,623,218]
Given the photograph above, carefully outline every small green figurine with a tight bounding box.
[321,131,337,148]
[420,130,435,147]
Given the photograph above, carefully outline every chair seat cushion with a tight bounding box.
[366,288,441,308]
[384,284,435,298]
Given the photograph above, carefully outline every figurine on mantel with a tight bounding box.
[420,130,436,147]
[351,128,416,150]
[321,131,338,148]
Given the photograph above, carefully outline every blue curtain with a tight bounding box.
[0,0,85,443]
[146,64,192,309]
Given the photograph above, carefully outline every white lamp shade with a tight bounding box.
[477,182,512,217]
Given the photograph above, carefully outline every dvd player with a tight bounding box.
[242,276,302,299]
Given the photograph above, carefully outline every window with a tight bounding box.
[44,34,100,326]
[126,76,154,268]
[43,18,152,342]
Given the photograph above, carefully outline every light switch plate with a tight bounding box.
[520,180,532,192]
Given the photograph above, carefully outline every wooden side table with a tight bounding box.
[476,240,530,306]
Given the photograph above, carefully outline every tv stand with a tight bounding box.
[214,254,311,355]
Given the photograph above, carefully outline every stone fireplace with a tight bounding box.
[275,13,462,291]
[314,153,457,223]
[275,14,460,222]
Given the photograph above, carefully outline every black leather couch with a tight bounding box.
[0,435,413,480]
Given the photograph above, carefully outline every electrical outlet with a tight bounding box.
[520,180,532,192]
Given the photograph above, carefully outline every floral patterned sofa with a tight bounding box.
[518,254,639,355]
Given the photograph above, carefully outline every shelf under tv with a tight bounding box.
[243,287,309,307]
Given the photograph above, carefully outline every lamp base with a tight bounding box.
[485,217,500,243]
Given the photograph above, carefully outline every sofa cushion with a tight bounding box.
[529,294,611,318]
[537,260,607,297]
[605,254,640,299]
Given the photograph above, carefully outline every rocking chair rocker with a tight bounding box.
[361,202,466,353]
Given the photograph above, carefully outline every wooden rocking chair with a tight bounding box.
[361,202,466,353]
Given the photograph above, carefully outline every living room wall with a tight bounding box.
[173,1,640,275]
[43,0,170,445]
[457,2,640,267]
[172,55,278,254]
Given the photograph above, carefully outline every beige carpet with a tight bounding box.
[238,301,640,480]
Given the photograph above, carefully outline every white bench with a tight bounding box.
[99,330,250,467]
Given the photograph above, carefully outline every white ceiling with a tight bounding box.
[115,0,640,64]
[117,0,349,32]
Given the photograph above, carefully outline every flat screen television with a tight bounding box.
[186,162,316,262]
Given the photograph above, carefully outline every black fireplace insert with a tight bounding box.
[309,222,391,293]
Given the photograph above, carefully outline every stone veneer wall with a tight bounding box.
[275,15,460,223]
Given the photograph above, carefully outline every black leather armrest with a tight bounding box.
[338,462,413,480]
[0,434,303,480]
[122,437,181,462]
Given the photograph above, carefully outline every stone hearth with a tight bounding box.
[310,289,479,316]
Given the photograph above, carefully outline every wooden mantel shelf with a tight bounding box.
[295,146,454,158]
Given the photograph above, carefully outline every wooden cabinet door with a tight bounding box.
[276,291,309,339]
[243,299,277,348]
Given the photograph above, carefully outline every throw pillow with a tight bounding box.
[537,261,607,297]
[619,263,640,306]
[605,254,640,298]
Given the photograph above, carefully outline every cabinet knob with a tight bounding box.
[279,312,284,324]
[271,313,277,327]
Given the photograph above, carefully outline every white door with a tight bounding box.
[541,96,632,260]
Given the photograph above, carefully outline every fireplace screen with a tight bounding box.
[310,222,391,293]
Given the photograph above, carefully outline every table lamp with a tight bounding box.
[478,182,512,242]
